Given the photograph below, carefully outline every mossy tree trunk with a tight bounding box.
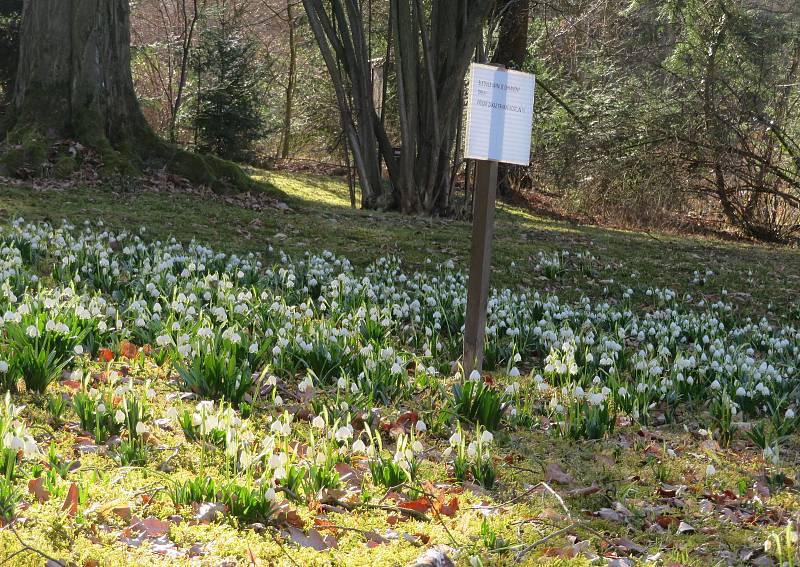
[2,0,254,192]
[9,0,154,166]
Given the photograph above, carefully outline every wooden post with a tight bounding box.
[463,159,498,376]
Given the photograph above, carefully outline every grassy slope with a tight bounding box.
[0,173,798,566]
[2,171,798,321]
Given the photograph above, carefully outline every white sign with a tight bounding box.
[464,63,536,166]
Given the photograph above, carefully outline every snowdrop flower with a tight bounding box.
[352,439,366,453]
[115,410,125,423]
[74,345,84,355]
[706,463,716,476]
[335,425,353,442]
[449,431,462,445]
[298,376,313,393]
[710,380,721,390]
[0,362,7,373]
[480,430,494,444]
[786,408,795,420]
[412,440,424,453]
[509,367,520,378]
[312,415,325,429]
[468,370,481,382]
[414,419,427,432]
[136,422,150,435]
[26,325,39,338]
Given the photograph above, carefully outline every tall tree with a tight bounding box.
[302,0,495,214]
[0,0,22,115]
[492,0,530,198]
[2,0,253,191]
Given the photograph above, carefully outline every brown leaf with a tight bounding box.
[545,463,574,484]
[119,340,140,359]
[62,482,79,516]
[274,499,305,528]
[566,484,601,497]
[98,348,114,362]
[28,477,50,503]
[139,516,171,537]
[334,462,362,491]
[398,497,432,513]
[433,496,459,517]
[286,527,337,550]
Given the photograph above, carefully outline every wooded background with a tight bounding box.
[0,0,798,241]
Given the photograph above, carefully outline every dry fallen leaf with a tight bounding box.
[545,463,574,485]
[62,482,79,517]
[28,477,50,503]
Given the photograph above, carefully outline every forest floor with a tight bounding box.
[0,172,797,566]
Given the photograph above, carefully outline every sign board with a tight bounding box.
[464,63,536,166]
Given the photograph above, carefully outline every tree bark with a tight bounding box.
[280,0,296,159]
[11,0,154,149]
[3,0,252,192]
[492,0,529,198]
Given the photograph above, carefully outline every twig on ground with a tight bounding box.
[270,529,302,567]
[512,521,580,561]
[1,522,65,566]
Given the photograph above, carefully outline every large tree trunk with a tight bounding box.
[11,0,154,153]
[2,0,252,192]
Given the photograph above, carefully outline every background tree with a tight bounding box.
[1,0,254,191]
[0,0,21,117]
[302,0,496,214]
[193,6,267,162]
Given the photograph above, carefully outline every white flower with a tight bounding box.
[264,487,276,501]
[115,410,125,423]
[352,439,366,453]
[412,440,424,453]
[706,463,716,476]
[26,325,39,338]
[480,430,494,444]
[468,370,481,381]
[509,367,520,378]
[135,422,150,435]
[312,415,325,429]
[710,380,721,390]
[166,407,179,420]
[335,426,353,442]
[786,408,795,420]
[414,419,427,432]
[0,362,7,373]
[449,432,462,445]
[73,345,84,355]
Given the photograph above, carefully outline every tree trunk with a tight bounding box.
[492,0,529,198]
[280,0,297,159]
[11,0,154,153]
[3,0,252,192]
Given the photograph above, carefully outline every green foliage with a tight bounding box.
[173,343,254,405]
[193,9,266,162]
[452,380,506,430]
[0,476,20,521]
[168,476,275,525]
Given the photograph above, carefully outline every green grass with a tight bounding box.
[0,172,798,566]
[1,170,798,321]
